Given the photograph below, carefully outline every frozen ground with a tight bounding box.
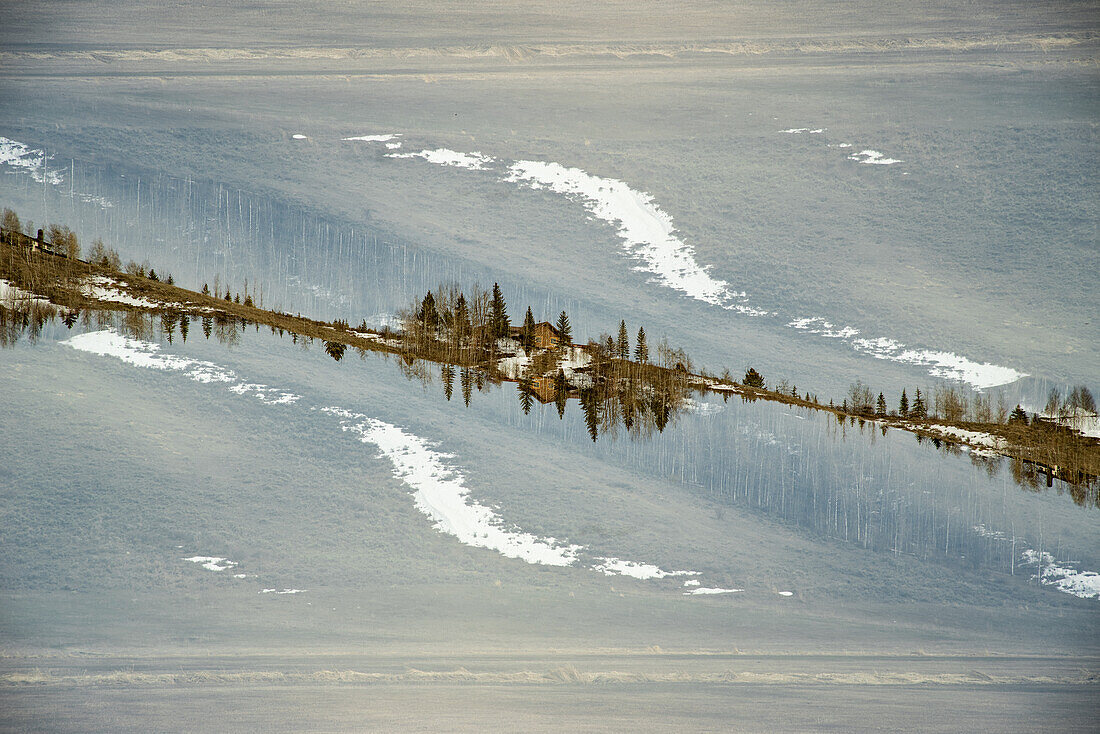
[1,1,1097,730]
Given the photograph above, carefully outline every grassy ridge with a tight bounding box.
[2,237,1096,499]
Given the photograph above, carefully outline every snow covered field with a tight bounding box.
[1,0,1096,729]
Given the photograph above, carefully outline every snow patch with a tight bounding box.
[260,588,307,595]
[928,425,1004,451]
[685,587,743,595]
[590,557,697,580]
[64,330,237,383]
[505,160,766,315]
[1021,550,1100,600]
[849,149,903,165]
[388,148,495,170]
[291,134,308,140]
[788,315,1026,389]
[683,397,725,416]
[343,133,402,142]
[228,383,301,405]
[0,136,63,185]
[1,279,54,308]
[82,276,162,309]
[184,556,237,572]
[777,591,794,597]
[778,128,826,134]
[324,407,583,567]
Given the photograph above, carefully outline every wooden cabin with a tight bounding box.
[509,322,565,350]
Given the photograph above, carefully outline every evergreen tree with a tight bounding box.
[899,389,909,417]
[617,320,629,360]
[454,294,470,340]
[324,341,346,361]
[518,376,535,415]
[634,327,648,363]
[876,392,887,417]
[490,282,509,339]
[202,316,212,339]
[555,310,572,346]
[179,315,189,342]
[743,367,765,389]
[554,368,568,419]
[161,312,177,343]
[911,388,927,420]
[419,290,438,332]
[1008,404,1029,425]
[224,290,232,301]
[148,268,158,281]
[202,283,210,295]
[522,306,536,351]
[166,274,174,286]
[442,365,455,401]
[581,388,600,441]
[652,396,671,432]
[461,367,473,407]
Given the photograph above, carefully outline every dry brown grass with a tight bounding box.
[3,239,1096,492]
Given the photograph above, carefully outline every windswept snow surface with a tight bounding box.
[388,148,495,170]
[63,329,713,590]
[778,128,826,134]
[685,587,743,595]
[0,135,63,185]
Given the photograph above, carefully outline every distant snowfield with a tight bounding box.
[63,328,732,593]
[346,133,1026,389]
